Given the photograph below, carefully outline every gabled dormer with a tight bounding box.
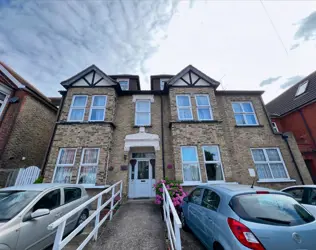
[109,75,141,91]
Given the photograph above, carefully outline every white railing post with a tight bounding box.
[120,181,123,203]
[162,190,166,221]
[174,220,181,250]
[94,195,102,241]
[110,185,115,220]
[52,221,66,250]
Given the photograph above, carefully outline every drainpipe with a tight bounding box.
[41,92,65,176]
[298,110,316,149]
[282,134,304,184]
[160,95,165,178]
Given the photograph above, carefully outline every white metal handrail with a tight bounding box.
[48,180,123,250]
[162,183,182,250]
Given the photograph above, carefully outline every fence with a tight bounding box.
[5,166,40,187]
[48,180,123,250]
[162,183,182,250]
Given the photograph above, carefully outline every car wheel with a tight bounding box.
[180,211,189,232]
[76,210,89,235]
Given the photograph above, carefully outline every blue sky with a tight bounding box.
[0,0,315,102]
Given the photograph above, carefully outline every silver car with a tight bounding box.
[0,184,90,250]
[181,184,316,250]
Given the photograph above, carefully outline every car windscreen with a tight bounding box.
[0,190,40,221]
[230,193,315,226]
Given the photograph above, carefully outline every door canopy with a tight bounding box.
[124,127,160,152]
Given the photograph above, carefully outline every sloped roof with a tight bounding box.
[266,70,316,116]
[168,65,220,87]
[0,61,57,110]
[61,64,117,88]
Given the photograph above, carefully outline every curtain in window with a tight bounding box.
[78,166,97,184]
[183,164,200,181]
[198,108,211,120]
[252,149,266,161]
[205,163,223,181]
[54,167,72,183]
[270,163,287,178]
[179,108,192,119]
[177,96,190,106]
[59,149,76,164]
[70,109,84,121]
[255,164,272,179]
[266,149,281,161]
[93,96,106,106]
[83,149,99,164]
[90,109,104,121]
[73,96,87,106]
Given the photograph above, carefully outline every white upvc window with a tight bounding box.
[251,148,290,181]
[176,95,193,120]
[53,148,77,183]
[160,78,169,90]
[295,80,308,97]
[195,95,213,120]
[232,102,258,126]
[89,95,107,121]
[181,146,201,184]
[118,79,129,91]
[78,148,99,185]
[68,95,88,121]
[0,91,9,117]
[135,100,151,126]
[202,146,225,182]
[272,122,279,132]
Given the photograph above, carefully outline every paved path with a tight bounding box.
[91,200,166,250]
[181,229,206,250]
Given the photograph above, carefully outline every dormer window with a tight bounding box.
[118,79,129,91]
[160,79,169,90]
[295,80,308,97]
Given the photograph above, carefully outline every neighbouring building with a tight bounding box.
[0,62,59,187]
[266,70,316,184]
[43,64,312,198]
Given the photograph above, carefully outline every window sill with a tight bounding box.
[58,121,116,128]
[235,125,263,128]
[257,179,296,183]
[169,120,222,128]
[133,125,152,128]
[181,182,202,186]
[80,184,110,189]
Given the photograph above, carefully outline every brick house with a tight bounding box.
[266,70,316,184]
[43,64,312,198]
[0,62,58,186]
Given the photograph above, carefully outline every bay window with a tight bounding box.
[251,148,289,181]
[68,95,87,121]
[53,148,77,183]
[181,146,201,184]
[78,148,99,185]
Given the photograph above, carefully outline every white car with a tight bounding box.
[0,184,90,250]
[281,185,316,217]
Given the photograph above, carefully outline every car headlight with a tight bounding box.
[0,244,10,250]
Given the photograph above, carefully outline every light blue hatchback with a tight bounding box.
[180,184,316,250]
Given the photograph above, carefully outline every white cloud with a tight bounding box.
[280,75,305,89]
[260,76,282,87]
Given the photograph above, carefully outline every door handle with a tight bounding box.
[141,180,146,182]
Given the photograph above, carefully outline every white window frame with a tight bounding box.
[135,99,151,126]
[181,146,202,185]
[272,122,279,132]
[202,145,225,183]
[176,95,193,121]
[160,78,169,90]
[295,80,308,97]
[68,95,88,122]
[52,148,77,183]
[195,95,213,120]
[77,148,100,187]
[232,101,259,126]
[88,95,107,122]
[0,90,9,117]
[117,78,129,91]
[250,147,291,182]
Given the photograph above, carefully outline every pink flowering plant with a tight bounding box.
[153,179,187,208]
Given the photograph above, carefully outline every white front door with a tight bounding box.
[129,159,153,198]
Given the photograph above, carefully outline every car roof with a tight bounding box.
[0,183,84,192]
[282,185,316,190]
[197,184,285,198]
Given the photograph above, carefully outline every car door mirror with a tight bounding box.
[183,196,189,202]
[31,209,50,219]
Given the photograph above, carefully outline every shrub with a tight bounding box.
[34,176,44,184]
[153,179,187,207]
